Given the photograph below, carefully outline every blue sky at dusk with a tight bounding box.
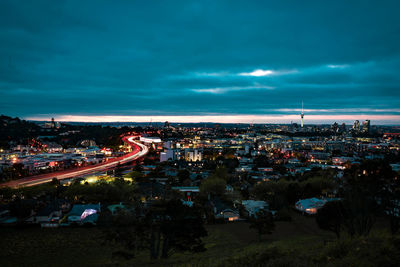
[1,0,400,124]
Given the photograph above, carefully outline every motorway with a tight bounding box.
[0,136,149,188]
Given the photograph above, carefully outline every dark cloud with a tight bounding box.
[0,0,399,121]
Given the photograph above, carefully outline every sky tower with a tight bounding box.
[300,101,304,128]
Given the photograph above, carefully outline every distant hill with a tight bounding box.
[0,115,42,148]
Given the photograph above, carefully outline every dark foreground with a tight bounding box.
[1,211,399,267]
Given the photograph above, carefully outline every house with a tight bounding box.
[181,200,194,207]
[66,203,101,225]
[78,146,100,157]
[210,198,240,221]
[225,185,234,193]
[287,166,311,176]
[235,166,253,172]
[138,182,165,199]
[391,164,400,172]
[295,197,340,215]
[217,209,240,221]
[26,199,70,226]
[107,203,135,215]
[295,198,326,215]
[0,205,17,225]
[26,205,61,225]
[171,186,199,201]
[241,200,269,217]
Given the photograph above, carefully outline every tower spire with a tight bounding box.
[300,101,304,128]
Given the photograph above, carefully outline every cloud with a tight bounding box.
[191,84,275,94]
[0,0,399,123]
[239,69,275,77]
[193,71,230,77]
[238,69,297,77]
[327,64,350,69]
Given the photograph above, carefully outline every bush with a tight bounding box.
[275,208,292,222]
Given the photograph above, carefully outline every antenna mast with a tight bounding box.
[301,101,304,128]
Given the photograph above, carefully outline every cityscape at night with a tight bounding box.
[1,1,400,266]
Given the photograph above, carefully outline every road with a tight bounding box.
[0,136,149,188]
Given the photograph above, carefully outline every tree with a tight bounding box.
[133,163,143,172]
[114,162,123,178]
[254,155,271,168]
[62,179,137,203]
[286,182,301,204]
[384,189,400,235]
[153,199,207,258]
[9,198,34,219]
[127,170,143,180]
[342,160,397,236]
[223,158,239,172]
[249,209,275,241]
[103,207,149,259]
[50,177,60,186]
[212,166,228,181]
[251,180,290,210]
[143,157,156,165]
[104,199,207,260]
[177,169,190,184]
[200,177,226,197]
[341,190,376,237]
[316,201,345,238]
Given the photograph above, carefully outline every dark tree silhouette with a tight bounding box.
[316,201,345,238]
[148,199,207,259]
[177,169,190,184]
[104,199,207,260]
[114,162,123,178]
[342,159,398,236]
[249,209,275,241]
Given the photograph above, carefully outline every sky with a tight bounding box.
[1,0,400,124]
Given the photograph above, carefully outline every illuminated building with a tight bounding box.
[352,120,360,132]
[362,120,371,133]
[185,149,202,162]
[160,149,174,162]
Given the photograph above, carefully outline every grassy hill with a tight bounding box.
[1,211,398,267]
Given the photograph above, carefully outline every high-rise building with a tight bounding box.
[185,149,202,162]
[160,149,174,162]
[43,117,57,129]
[362,120,371,133]
[331,122,339,132]
[340,123,346,133]
[353,120,360,132]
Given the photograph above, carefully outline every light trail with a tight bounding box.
[0,136,149,188]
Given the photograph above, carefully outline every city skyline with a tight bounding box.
[24,114,400,125]
[1,1,400,124]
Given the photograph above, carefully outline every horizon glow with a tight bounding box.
[25,114,400,125]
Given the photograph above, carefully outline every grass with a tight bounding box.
[0,227,119,267]
[0,210,391,267]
